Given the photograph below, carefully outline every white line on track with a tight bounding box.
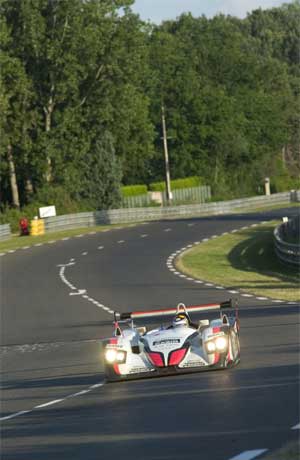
[75,234,84,238]
[292,422,300,430]
[0,382,105,422]
[117,240,125,244]
[165,220,292,304]
[164,228,172,232]
[98,246,104,250]
[35,399,64,409]
[82,251,88,256]
[140,234,148,238]
[228,450,268,460]
[0,410,32,421]
[22,246,30,249]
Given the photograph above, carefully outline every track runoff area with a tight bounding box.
[1,206,299,460]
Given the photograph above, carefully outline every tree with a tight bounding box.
[81,131,122,210]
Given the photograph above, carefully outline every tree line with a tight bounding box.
[1,0,299,213]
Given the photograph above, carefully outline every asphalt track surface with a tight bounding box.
[1,207,299,460]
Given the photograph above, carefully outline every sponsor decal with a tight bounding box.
[181,360,206,368]
[153,339,180,346]
[129,367,153,374]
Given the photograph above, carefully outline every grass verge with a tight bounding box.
[176,222,300,302]
[262,440,299,460]
[0,224,136,253]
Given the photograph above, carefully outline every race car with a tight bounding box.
[101,299,240,382]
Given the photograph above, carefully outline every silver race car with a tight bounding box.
[101,299,240,382]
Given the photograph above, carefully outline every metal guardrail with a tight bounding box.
[274,216,300,267]
[0,224,11,241]
[44,191,294,233]
[0,191,298,240]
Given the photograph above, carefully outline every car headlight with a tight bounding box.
[215,336,228,351]
[116,351,126,362]
[105,349,127,364]
[105,348,117,363]
[206,341,216,353]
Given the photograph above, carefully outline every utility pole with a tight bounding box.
[161,103,172,203]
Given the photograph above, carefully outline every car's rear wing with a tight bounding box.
[118,299,235,320]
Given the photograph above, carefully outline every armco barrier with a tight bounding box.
[274,216,300,267]
[43,191,295,233]
[0,224,11,241]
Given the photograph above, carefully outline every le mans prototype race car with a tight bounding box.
[101,299,240,381]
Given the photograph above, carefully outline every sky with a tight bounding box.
[131,0,294,23]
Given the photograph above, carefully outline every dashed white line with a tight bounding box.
[8,250,16,253]
[22,246,30,249]
[164,228,172,232]
[34,243,43,247]
[140,234,148,238]
[62,237,70,241]
[256,297,268,301]
[98,246,104,250]
[205,283,213,287]
[48,240,56,244]
[229,290,238,294]
[228,450,268,460]
[75,234,84,238]
[0,410,32,421]
[82,252,88,256]
[292,422,300,430]
[35,399,64,409]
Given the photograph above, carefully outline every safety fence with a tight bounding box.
[43,191,294,233]
[0,224,11,241]
[274,215,300,267]
[0,190,298,241]
[121,186,211,208]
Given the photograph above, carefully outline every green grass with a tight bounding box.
[0,224,136,253]
[176,222,300,301]
[262,440,299,460]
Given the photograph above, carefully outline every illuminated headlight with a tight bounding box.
[206,341,216,353]
[105,349,126,364]
[116,351,126,362]
[105,349,117,363]
[215,337,228,351]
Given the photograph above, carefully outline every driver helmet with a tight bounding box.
[173,313,188,327]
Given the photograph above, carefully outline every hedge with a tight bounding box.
[121,185,148,197]
[149,176,204,192]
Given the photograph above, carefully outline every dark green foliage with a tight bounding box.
[0,0,299,216]
[81,132,122,210]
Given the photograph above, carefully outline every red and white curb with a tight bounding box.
[166,222,298,306]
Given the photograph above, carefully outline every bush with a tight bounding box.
[0,186,95,233]
[271,175,300,193]
[121,185,148,197]
[149,176,204,191]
